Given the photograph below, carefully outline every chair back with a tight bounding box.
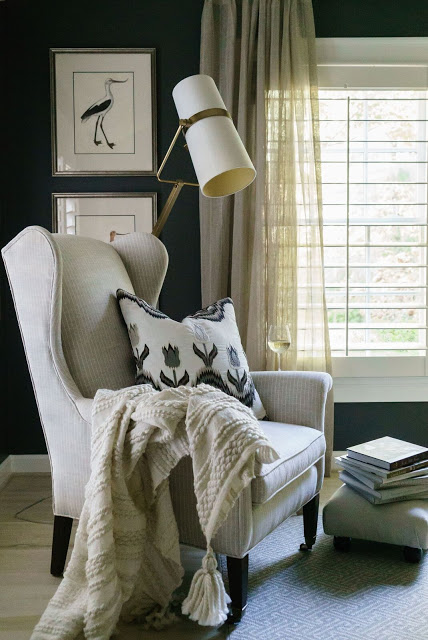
[3,227,168,399]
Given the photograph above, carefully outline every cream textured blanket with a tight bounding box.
[31,384,278,639]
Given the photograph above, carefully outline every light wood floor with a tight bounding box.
[0,473,341,639]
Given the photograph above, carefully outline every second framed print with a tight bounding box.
[52,193,157,243]
[50,48,156,175]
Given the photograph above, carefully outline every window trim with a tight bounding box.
[333,376,428,403]
[316,37,428,67]
[316,38,428,401]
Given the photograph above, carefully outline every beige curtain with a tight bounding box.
[200,0,334,472]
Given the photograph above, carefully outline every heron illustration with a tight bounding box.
[81,77,128,149]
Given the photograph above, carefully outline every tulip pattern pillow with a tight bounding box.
[117,291,266,419]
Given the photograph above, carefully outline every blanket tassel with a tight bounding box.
[182,547,231,626]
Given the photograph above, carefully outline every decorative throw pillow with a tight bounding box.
[117,291,266,419]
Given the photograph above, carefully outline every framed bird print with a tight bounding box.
[50,49,156,175]
[52,193,157,242]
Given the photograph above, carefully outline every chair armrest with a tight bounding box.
[251,371,332,431]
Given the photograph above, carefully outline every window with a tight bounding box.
[320,90,428,360]
[317,38,428,400]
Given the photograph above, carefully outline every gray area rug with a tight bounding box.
[220,516,427,640]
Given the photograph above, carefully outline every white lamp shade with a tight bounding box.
[172,75,256,197]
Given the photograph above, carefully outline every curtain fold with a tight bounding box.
[200,0,333,473]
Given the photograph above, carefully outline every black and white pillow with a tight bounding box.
[117,291,266,419]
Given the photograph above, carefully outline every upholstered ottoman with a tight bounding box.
[323,484,428,563]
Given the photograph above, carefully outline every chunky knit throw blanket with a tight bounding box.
[31,384,278,639]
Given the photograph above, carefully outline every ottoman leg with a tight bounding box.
[403,546,422,563]
[300,494,319,551]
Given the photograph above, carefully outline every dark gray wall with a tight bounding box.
[335,403,428,451]
[1,0,428,457]
[312,0,428,37]
[1,0,204,456]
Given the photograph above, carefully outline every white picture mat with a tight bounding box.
[74,72,134,154]
[54,195,156,243]
[54,51,154,173]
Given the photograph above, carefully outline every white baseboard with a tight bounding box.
[0,456,12,491]
[10,454,51,473]
[0,454,50,489]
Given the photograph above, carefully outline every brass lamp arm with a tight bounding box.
[156,123,199,187]
[153,123,198,238]
[153,107,232,237]
[152,181,185,237]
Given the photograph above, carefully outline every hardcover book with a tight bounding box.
[346,436,428,471]
[335,455,428,479]
[341,466,428,491]
[346,485,428,505]
[335,457,428,490]
[340,471,428,504]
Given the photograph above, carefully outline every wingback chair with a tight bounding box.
[2,226,332,621]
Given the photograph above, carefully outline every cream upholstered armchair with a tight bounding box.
[2,226,332,621]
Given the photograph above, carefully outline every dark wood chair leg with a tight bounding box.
[50,515,73,577]
[226,554,249,623]
[300,493,319,551]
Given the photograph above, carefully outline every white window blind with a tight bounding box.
[320,89,428,358]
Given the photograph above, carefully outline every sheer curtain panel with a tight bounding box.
[200,0,333,472]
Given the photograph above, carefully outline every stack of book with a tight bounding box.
[336,436,428,504]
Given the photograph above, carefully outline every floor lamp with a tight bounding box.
[152,74,256,238]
